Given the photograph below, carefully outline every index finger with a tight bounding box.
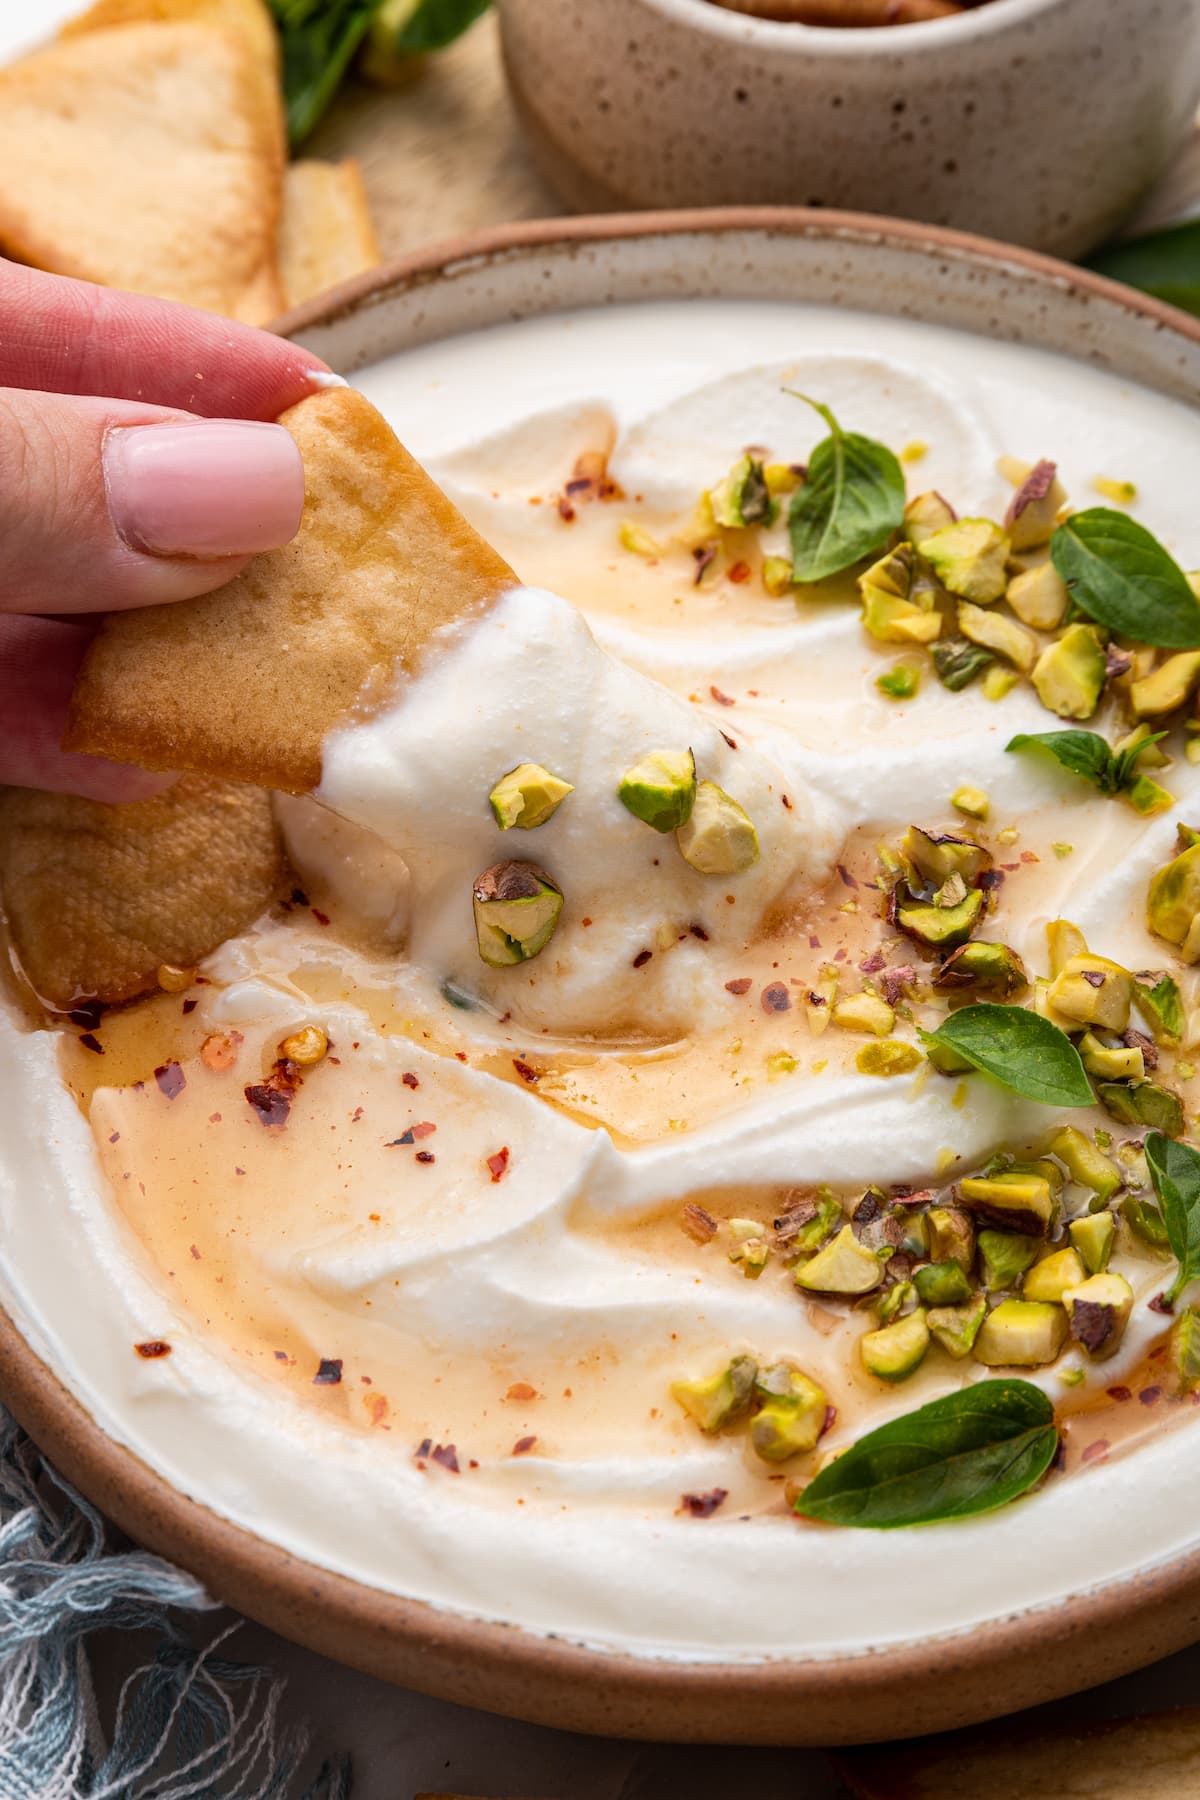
[0,259,339,419]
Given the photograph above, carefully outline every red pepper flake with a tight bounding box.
[1082,1439,1109,1464]
[313,1358,343,1385]
[782,795,793,810]
[727,560,751,584]
[432,1443,460,1473]
[1150,1292,1175,1315]
[350,1104,364,1120]
[411,1121,437,1139]
[487,1147,510,1183]
[189,1244,200,1260]
[455,1051,468,1063]
[808,934,821,949]
[580,917,593,929]
[836,863,858,890]
[135,1340,171,1359]
[1139,1385,1163,1407]
[761,981,791,1014]
[710,685,735,706]
[633,949,653,969]
[858,949,885,975]
[513,1058,539,1083]
[690,923,710,941]
[154,1061,185,1100]
[692,544,717,585]
[182,998,198,1015]
[416,1150,436,1164]
[402,1072,419,1089]
[274,1349,289,1361]
[557,495,576,522]
[720,730,738,751]
[291,887,310,907]
[1019,851,1039,865]
[311,908,331,926]
[244,1083,291,1127]
[388,1130,415,1145]
[108,1131,120,1144]
[681,1201,718,1243]
[68,999,107,1030]
[725,978,752,996]
[78,1032,104,1055]
[512,1435,537,1456]
[834,947,848,962]
[681,1488,728,1518]
[506,1381,538,1401]
[1106,1384,1132,1403]
[200,1031,242,1072]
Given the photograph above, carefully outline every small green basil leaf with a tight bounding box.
[918,1003,1093,1108]
[395,0,492,52]
[1145,1131,1200,1306]
[1006,729,1119,795]
[1136,973,1185,1044]
[794,1379,1057,1529]
[1050,510,1200,649]
[1087,221,1200,320]
[1112,730,1169,792]
[786,394,906,584]
[270,0,384,145]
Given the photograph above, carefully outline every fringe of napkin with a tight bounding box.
[0,1411,352,1799]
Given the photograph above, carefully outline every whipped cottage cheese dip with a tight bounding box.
[2,300,1200,1663]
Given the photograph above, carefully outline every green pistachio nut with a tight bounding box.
[913,1260,973,1306]
[618,748,696,833]
[1003,459,1068,552]
[1097,1079,1185,1137]
[676,781,759,876]
[1063,1272,1134,1361]
[1124,774,1175,818]
[894,889,983,951]
[876,1279,915,1325]
[710,454,776,530]
[1120,1192,1171,1250]
[831,992,895,1037]
[933,940,1028,996]
[902,490,957,550]
[1022,1246,1087,1305]
[489,762,574,830]
[1170,1308,1200,1394]
[927,1294,988,1359]
[859,545,942,646]
[1130,651,1200,720]
[974,1298,1068,1367]
[926,1205,976,1272]
[749,1364,828,1463]
[1079,1031,1144,1082]
[1006,563,1069,630]
[1069,1211,1116,1276]
[931,635,994,691]
[960,1172,1056,1238]
[1047,918,1089,977]
[901,827,992,888]
[978,1229,1042,1291]
[786,1194,844,1257]
[1147,837,1200,961]
[472,861,563,967]
[856,1039,922,1077]
[1031,623,1108,721]
[957,601,1037,673]
[670,1353,758,1432]
[920,518,1011,604]
[1048,955,1133,1033]
[794,1224,882,1296]
[1047,1126,1122,1204]
[861,1308,930,1383]
[1134,974,1185,1046]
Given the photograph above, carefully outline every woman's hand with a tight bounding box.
[0,258,335,801]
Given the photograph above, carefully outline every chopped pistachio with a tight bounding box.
[1063,1271,1134,1361]
[1092,475,1137,505]
[1023,1246,1086,1304]
[1058,1366,1086,1388]
[766,1050,798,1078]
[676,782,759,876]
[876,664,920,701]
[1170,1308,1200,1395]
[1097,1079,1185,1136]
[1069,1211,1116,1276]
[1052,842,1074,859]
[785,1193,844,1257]
[1031,622,1109,721]
[831,992,895,1037]
[1131,650,1200,719]
[1004,459,1068,551]
[764,462,803,498]
[805,965,839,1037]
[618,749,696,834]
[1180,1060,1197,1080]
[996,826,1020,846]
[861,1308,930,1383]
[903,490,957,550]
[749,1365,828,1462]
[961,1171,1056,1237]
[933,941,1027,996]
[472,862,563,967]
[489,762,574,831]
[670,1354,758,1432]
[1046,918,1089,977]
[974,1298,1068,1367]
[619,520,662,558]
[1034,977,1079,1033]
[901,826,991,888]
[982,664,1020,701]
[893,888,983,951]
[932,635,994,691]
[1047,1126,1122,1204]
[1048,954,1133,1032]
[1079,1030,1145,1082]
[856,1039,921,1077]
[876,1279,915,1324]
[927,1206,975,1272]
[927,1294,987,1359]
[958,601,1037,672]
[728,1217,766,1242]
[794,1224,882,1295]
[951,784,989,821]
[913,1260,973,1306]
[1125,773,1175,818]
[1120,1192,1170,1249]
[900,440,929,464]
[859,545,942,645]
[762,554,793,597]
[1006,563,1070,631]
[922,518,1010,603]
[978,1229,1041,1291]
[1135,973,1185,1045]
[729,1235,771,1278]
[709,454,776,529]
[1147,833,1200,961]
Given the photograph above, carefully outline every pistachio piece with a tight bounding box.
[921,518,1010,604]
[1131,650,1200,720]
[1004,458,1068,552]
[1170,1308,1200,1395]
[1046,918,1089,978]
[876,664,920,701]
[913,1260,973,1306]
[974,1298,1068,1367]
[1031,623,1108,721]
[830,991,894,1037]
[1006,563,1069,631]
[961,1171,1056,1238]
[931,635,994,691]
[1148,833,1200,961]
[1096,1079,1185,1136]
[472,861,563,967]
[805,964,839,1037]
[1022,1246,1086,1305]
[927,1294,987,1359]
[951,784,989,821]
[978,1230,1041,1291]
[933,941,1028,996]
[901,827,991,888]
[926,1205,975,1272]
[876,1279,915,1325]
[856,1039,922,1077]
[859,545,942,645]
[618,749,696,834]
[1121,1192,1170,1249]
[902,490,957,550]
[710,453,776,529]
[1124,773,1175,818]
[676,781,759,875]
[781,1192,843,1256]
[1062,1272,1134,1361]
[1079,1031,1144,1082]
[1069,1211,1116,1276]
[749,1364,828,1463]
[893,888,983,951]
[861,1308,930,1383]
[1134,972,1185,1046]
[762,554,793,598]
[958,601,1038,673]
[1047,1125,1122,1204]
[489,762,574,831]
[1048,954,1133,1033]
[670,1354,758,1432]
[982,663,1019,701]
[794,1224,882,1296]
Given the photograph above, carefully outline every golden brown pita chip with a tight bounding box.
[0,776,284,1007]
[0,10,283,322]
[838,1705,1200,1799]
[65,387,518,793]
[279,159,380,311]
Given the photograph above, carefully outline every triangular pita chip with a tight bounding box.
[64,387,518,793]
[0,776,284,1007]
[0,3,284,322]
[279,158,380,312]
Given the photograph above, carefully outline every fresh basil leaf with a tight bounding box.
[786,395,905,584]
[270,0,384,145]
[1006,729,1119,795]
[1145,1131,1200,1306]
[1087,221,1200,320]
[1136,973,1185,1044]
[919,1003,1093,1108]
[394,0,491,51]
[1050,510,1200,649]
[794,1379,1057,1529]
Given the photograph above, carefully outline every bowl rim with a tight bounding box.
[638,0,1072,53]
[10,206,1200,1746]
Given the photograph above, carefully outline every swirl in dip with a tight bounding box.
[3,299,1200,1660]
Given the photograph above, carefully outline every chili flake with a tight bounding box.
[416,1150,436,1165]
[135,1340,171,1359]
[245,1083,292,1127]
[402,1072,419,1089]
[513,1436,537,1456]
[431,1443,460,1473]
[487,1147,511,1183]
[760,982,791,1014]
[725,978,752,996]
[79,1033,104,1055]
[154,1062,185,1100]
[680,1488,728,1518]
[710,685,735,707]
[313,1359,343,1385]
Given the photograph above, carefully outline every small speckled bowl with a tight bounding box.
[498,0,1200,258]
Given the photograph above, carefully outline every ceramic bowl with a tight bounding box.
[4,211,1200,1746]
[498,0,1200,258]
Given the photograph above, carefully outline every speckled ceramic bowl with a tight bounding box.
[498,0,1200,258]
[4,212,1200,1746]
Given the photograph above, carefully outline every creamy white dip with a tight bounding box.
[2,300,1199,1662]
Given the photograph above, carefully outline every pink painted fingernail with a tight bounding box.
[104,420,305,558]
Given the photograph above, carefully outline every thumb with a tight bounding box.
[0,388,305,615]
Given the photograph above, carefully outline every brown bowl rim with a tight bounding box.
[8,206,1200,1745]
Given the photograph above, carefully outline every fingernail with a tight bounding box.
[104,420,304,558]
[306,369,349,389]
